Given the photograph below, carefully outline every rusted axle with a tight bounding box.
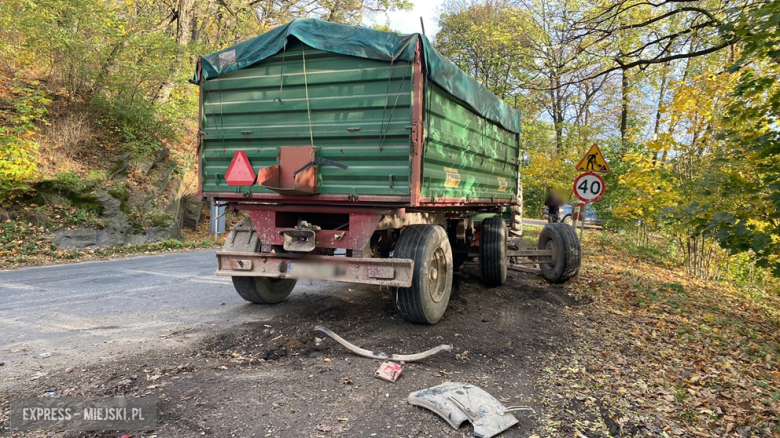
[464,248,554,265]
[506,249,553,258]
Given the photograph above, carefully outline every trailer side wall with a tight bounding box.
[420,82,519,203]
[201,41,413,197]
[200,41,519,206]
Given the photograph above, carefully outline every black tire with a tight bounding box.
[392,225,453,324]
[538,223,581,283]
[232,277,297,304]
[479,216,507,287]
[562,215,573,226]
[224,218,296,304]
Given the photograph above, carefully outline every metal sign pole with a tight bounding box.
[210,198,226,242]
[579,203,587,242]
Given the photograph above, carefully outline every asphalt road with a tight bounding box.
[523,218,548,226]
[0,250,346,386]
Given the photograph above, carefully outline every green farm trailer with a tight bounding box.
[193,19,580,324]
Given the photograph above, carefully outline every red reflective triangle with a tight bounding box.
[224,151,256,186]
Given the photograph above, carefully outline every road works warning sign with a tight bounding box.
[575,144,610,173]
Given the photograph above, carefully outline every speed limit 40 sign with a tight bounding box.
[573,172,605,203]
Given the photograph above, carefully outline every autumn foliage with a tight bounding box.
[436,0,779,285]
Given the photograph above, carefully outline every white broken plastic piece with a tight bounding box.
[314,326,452,362]
[408,382,533,438]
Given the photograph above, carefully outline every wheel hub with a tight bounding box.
[428,247,447,303]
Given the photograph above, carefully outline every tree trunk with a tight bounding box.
[652,67,668,166]
[550,75,564,153]
[94,11,175,94]
[155,0,195,103]
[620,67,629,149]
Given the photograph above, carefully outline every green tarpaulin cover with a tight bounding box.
[193,18,521,134]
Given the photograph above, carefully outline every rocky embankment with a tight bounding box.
[50,152,203,250]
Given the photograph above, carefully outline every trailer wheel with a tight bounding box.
[232,277,297,304]
[392,225,453,324]
[224,218,297,304]
[537,223,581,283]
[479,216,507,287]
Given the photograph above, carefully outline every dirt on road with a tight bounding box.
[0,264,594,437]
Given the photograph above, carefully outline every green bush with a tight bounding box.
[51,171,83,191]
[44,170,105,197]
[90,95,179,159]
[0,79,50,203]
[147,211,173,228]
[0,135,39,200]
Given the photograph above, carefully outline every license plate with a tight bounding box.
[289,262,337,278]
[367,266,395,279]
